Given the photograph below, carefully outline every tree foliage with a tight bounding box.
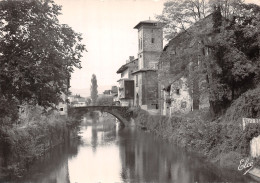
[96,96,113,106]
[90,74,98,105]
[0,0,86,109]
[156,0,210,40]
[157,0,245,40]
[207,2,260,115]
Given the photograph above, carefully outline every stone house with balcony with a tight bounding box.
[116,57,138,106]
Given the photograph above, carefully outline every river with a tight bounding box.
[1,122,256,183]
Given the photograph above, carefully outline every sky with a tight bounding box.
[55,0,165,96]
[55,0,260,97]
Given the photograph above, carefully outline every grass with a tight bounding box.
[132,86,260,170]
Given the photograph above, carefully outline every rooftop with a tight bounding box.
[131,68,157,75]
[116,58,138,74]
[117,78,134,82]
[134,20,164,29]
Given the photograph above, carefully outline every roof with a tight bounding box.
[131,68,157,74]
[116,58,138,74]
[134,20,163,29]
[162,14,214,51]
[162,73,185,90]
[117,78,134,82]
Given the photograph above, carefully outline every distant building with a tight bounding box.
[103,90,112,95]
[68,94,87,107]
[132,20,164,110]
[103,86,118,96]
[58,92,68,115]
[58,78,70,116]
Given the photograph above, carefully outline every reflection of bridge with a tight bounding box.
[68,106,133,126]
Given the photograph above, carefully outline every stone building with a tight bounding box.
[158,15,213,116]
[116,57,138,106]
[132,20,164,110]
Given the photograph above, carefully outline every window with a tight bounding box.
[136,75,138,87]
[60,108,64,111]
[181,101,187,108]
[151,38,154,43]
[176,89,180,95]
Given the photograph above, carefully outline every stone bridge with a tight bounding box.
[68,106,134,126]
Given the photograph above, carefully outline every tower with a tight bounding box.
[132,20,164,110]
[134,20,164,69]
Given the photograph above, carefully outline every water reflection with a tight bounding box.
[2,123,257,183]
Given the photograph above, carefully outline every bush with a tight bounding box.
[0,105,79,177]
[0,97,19,126]
[224,86,260,124]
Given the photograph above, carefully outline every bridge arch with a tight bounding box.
[68,106,133,126]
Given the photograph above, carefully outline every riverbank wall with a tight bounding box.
[132,106,260,171]
[0,107,80,178]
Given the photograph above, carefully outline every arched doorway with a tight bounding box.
[136,93,139,106]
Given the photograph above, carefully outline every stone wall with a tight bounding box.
[158,15,213,115]
[144,71,158,109]
[170,77,192,114]
[143,51,161,69]
[251,135,260,157]
[142,27,163,53]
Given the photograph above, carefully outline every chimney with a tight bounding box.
[129,56,134,61]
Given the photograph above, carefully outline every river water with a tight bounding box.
[2,123,257,183]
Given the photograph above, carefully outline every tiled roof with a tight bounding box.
[116,58,138,73]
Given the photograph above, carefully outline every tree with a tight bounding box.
[156,0,210,40]
[90,74,98,105]
[205,3,260,115]
[156,0,245,40]
[96,96,113,106]
[157,0,260,116]
[0,0,86,109]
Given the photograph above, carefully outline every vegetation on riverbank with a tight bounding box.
[0,0,85,178]
[133,86,260,170]
[0,106,80,178]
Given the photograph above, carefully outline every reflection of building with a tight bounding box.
[116,57,138,106]
[132,20,164,110]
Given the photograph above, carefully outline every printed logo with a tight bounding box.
[238,158,254,175]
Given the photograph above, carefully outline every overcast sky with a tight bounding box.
[55,0,165,96]
[55,0,260,96]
